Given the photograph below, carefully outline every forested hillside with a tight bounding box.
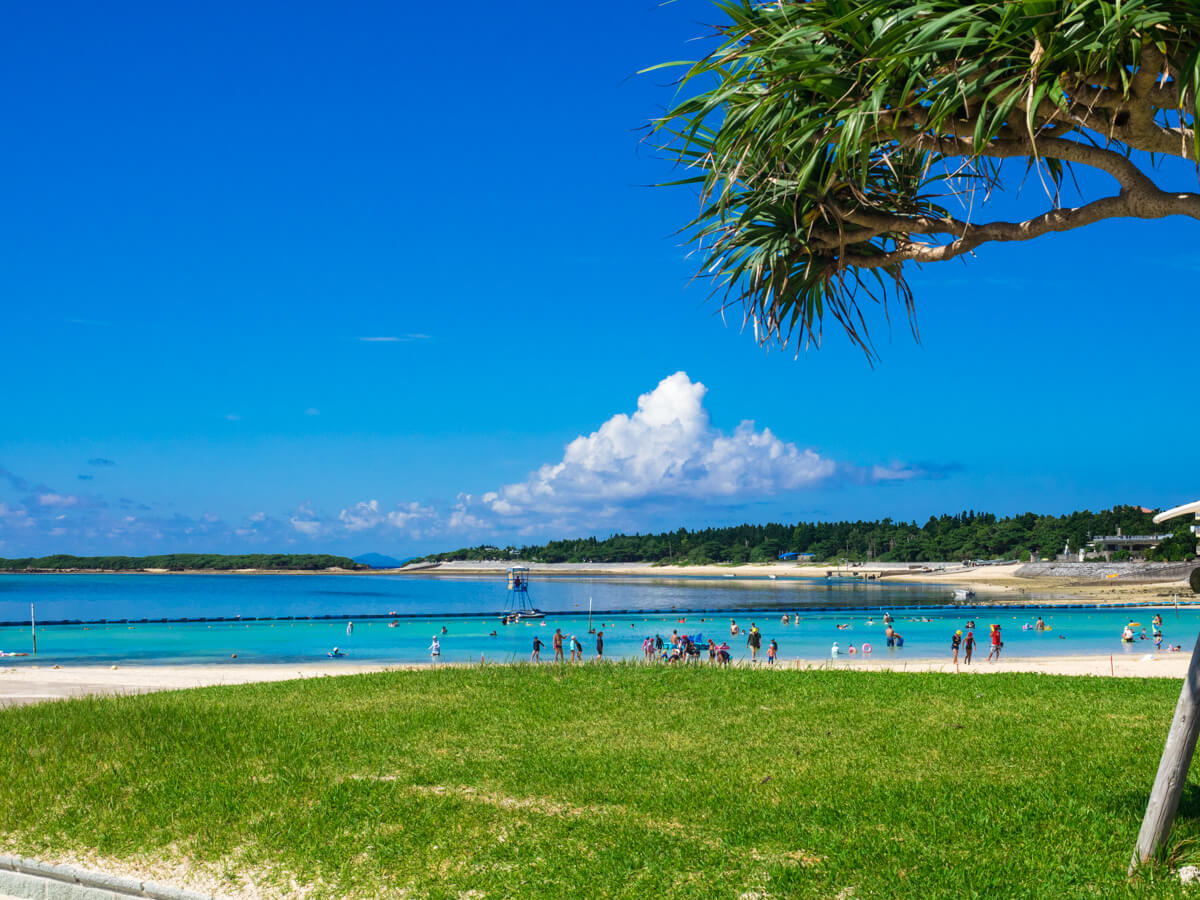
[419,506,1192,565]
[0,554,363,572]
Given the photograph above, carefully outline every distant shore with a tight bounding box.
[4,559,1195,605]
[2,651,1193,707]
[393,559,1196,605]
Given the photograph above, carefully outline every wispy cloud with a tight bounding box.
[87,458,116,467]
[357,336,401,342]
[356,334,430,343]
[37,493,81,508]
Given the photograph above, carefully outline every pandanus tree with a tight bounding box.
[651,0,1200,357]
[653,0,1200,870]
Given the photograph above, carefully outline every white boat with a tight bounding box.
[953,589,976,601]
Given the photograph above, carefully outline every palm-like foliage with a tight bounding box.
[650,0,1200,357]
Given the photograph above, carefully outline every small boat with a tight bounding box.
[953,589,976,601]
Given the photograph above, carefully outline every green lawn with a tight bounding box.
[2,665,1198,898]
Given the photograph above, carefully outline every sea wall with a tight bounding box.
[1015,562,1197,583]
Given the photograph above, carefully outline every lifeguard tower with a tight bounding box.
[501,566,544,621]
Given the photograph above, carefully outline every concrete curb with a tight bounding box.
[0,856,218,900]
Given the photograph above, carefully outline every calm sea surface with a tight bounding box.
[0,573,1192,665]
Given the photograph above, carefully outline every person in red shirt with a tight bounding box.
[987,624,1002,662]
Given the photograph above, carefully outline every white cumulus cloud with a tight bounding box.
[290,503,324,536]
[476,372,835,521]
[338,499,436,533]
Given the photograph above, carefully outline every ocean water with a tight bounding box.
[0,573,1192,665]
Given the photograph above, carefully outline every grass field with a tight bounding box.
[3,664,1200,898]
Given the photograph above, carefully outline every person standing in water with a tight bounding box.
[428,635,440,661]
[553,628,564,662]
[531,635,544,663]
[595,631,604,659]
[346,621,354,638]
[746,624,762,662]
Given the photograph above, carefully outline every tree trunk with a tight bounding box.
[1130,632,1200,873]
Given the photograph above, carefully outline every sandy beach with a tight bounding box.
[1,652,1193,708]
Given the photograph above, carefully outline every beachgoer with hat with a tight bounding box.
[986,624,1002,662]
[746,623,762,662]
[951,630,962,664]
[964,629,975,664]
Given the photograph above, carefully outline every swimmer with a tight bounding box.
[781,614,790,625]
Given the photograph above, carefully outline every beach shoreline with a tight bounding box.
[1,652,1192,707]
[4,560,1194,604]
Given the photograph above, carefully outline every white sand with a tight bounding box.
[0,652,1191,707]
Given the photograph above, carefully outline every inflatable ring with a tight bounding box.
[862,643,872,653]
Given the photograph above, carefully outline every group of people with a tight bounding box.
[531,628,603,662]
[949,621,1003,664]
[1121,613,1182,651]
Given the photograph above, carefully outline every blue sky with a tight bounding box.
[2,1,1198,558]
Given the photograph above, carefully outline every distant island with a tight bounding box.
[0,554,365,573]
[415,505,1196,566]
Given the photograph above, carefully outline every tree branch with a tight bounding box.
[838,189,1200,270]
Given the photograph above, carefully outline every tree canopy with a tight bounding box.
[652,0,1199,356]
[418,505,1191,565]
[0,554,363,572]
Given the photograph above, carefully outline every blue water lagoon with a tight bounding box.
[0,573,1192,666]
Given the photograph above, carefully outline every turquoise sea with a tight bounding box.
[0,573,1193,665]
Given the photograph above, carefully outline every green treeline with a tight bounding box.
[0,554,363,572]
[419,505,1194,565]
